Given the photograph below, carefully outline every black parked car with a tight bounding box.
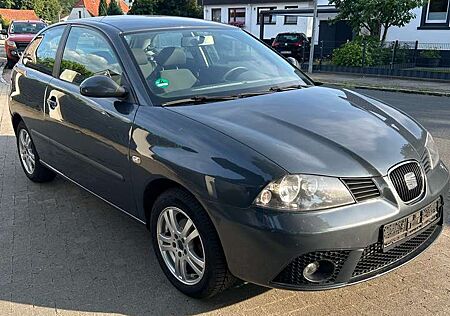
[9,16,449,298]
[272,32,309,61]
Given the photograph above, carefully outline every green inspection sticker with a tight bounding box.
[155,78,170,88]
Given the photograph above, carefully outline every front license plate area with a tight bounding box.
[382,199,440,251]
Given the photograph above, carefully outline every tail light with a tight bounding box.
[293,40,303,47]
[272,42,279,47]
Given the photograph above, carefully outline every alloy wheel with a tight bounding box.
[156,206,206,285]
[18,129,35,175]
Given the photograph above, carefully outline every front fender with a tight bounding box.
[129,105,285,222]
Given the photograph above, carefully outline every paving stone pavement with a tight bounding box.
[1,76,450,316]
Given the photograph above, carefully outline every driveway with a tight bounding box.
[1,66,450,316]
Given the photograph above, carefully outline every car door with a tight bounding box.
[44,26,139,214]
[10,25,67,160]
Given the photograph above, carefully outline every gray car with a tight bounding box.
[9,16,449,298]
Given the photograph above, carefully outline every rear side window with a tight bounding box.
[23,26,65,75]
[59,27,122,86]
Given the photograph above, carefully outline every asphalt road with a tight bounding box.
[1,65,450,315]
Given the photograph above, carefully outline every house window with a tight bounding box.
[212,8,221,22]
[228,8,245,25]
[284,6,298,25]
[78,11,82,19]
[257,7,276,25]
[426,0,449,22]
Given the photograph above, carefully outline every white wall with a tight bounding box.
[204,3,450,44]
[68,8,92,20]
[386,7,449,44]
[204,3,319,40]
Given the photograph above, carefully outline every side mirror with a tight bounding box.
[287,57,301,68]
[0,29,7,35]
[80,75,128,98]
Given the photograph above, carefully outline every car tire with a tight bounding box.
[150,188,235,298]
[16,121,56,183]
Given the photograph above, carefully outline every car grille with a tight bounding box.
[352,224,437,278]
[389,161,424,203]
[342,178,380,202]
[15,41,29,52]
[272,250,350,286]
[421,150,432,174]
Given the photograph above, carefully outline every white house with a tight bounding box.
[68,0,130,20]
[203,0,450,45]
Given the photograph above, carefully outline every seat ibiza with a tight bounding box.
[9,16,449,298]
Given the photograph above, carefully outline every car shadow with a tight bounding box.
[0,135,269,316]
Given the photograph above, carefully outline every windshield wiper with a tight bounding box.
[268,84,306,92]
[162,95,238,106]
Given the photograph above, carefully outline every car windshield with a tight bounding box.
[10,22,46,34]
[124,28,311,106]
[276,34,302,43]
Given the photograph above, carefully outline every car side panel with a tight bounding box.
[9,63,53,159]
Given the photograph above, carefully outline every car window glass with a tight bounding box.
[23,26,65,75]
[59,27,122,86]
[125,28,310,106]
[10,22,46,34]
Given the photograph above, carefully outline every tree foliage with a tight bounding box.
[129,0,202,18]
[329,0,426,43]
[0,0,15,9]
[129,0,154,15]
[34,0,61,22]
[98,0,107,16]
[107,0,123,15]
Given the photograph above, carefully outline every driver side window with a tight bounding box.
[59,27,123,86]
[24,26,65,75]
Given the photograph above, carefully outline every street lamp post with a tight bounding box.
[308,0,318,74]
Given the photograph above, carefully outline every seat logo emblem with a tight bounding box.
[404,172,418,190]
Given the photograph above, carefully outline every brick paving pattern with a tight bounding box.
[1,77,450,315]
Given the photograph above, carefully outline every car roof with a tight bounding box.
[67,15,233,33]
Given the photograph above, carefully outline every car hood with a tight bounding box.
[7,34,35,42]
[169,87,426,177]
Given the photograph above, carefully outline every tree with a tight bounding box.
[107,0,123,15]
[34,0,61,22]
[129,0,202,18]
[329,0,426,43]
[98,0,108,16]
[153,0,202,18]
[129,0,154,15]
[0,0,15,8]
[18,0,34,9]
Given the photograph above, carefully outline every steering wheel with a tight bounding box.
[223,66,249,81]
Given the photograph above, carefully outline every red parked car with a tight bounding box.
[2,20,46,68]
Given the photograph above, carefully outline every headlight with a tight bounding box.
[425,132,440,169]
[255,174,355,211]
[6,40,16,48]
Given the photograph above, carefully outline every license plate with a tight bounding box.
[281,51,291,54]
[382,199,440,250]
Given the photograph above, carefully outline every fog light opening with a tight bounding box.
[302,260,335,283]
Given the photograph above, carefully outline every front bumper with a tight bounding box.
[205,162,449,290]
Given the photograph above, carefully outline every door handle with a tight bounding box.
[47,96,58,110]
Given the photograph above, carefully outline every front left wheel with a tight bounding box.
[150,188,235,298]
[16,121,56,182]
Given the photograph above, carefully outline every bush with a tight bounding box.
[420,49,441,59]
[332,41,373,67]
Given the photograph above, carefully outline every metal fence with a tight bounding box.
[295,40,450,81]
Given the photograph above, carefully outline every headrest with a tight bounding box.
[131,48,149,65]
[155,47,186,67]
